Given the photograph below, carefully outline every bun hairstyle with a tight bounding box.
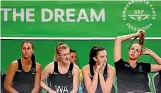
[127,30,145,47]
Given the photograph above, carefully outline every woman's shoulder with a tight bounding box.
[82,64,90,73]
[35,62,42,71]
[7,60,19,72]
[107,64,115,73]
[108,64,115,70]
[82,64,89,70]
[11,60,19,68]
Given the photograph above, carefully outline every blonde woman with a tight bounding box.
[41,42,80,93]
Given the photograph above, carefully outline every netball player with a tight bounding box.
[4,41,42,93]
[69,49,77,64]
[40,42,80,93]
[82,46,115,93]
[114,30,161,93]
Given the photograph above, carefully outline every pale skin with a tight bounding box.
[41,48,80,93]
[4,42,42,93]
[114,30,161,72]
[142,48,161,72]
[82,50,115,93]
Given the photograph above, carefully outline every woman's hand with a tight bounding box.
[142,48,152,55]
[99,63,106,74]
[48,89,57,93]
[135,29,146,37]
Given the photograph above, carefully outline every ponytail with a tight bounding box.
[31,54,35,62]
[127,32,145,47]
[139,32,145,46]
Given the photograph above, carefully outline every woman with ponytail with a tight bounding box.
[114,30,161,93]
[40,42,80,93]
[82,46,115,93]
[4,40,42,93]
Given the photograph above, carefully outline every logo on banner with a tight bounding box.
[122,0,156,31]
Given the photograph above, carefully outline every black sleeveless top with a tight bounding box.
[83,64,115,93]
[48,62,73,93]
[12,59,36,93]
[115,58,151,93]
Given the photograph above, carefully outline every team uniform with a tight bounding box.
[12,59,36,93]
[82,64,115,93]
[156,71,161,93]
[47,62,73,93]
[115,58,151,93]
